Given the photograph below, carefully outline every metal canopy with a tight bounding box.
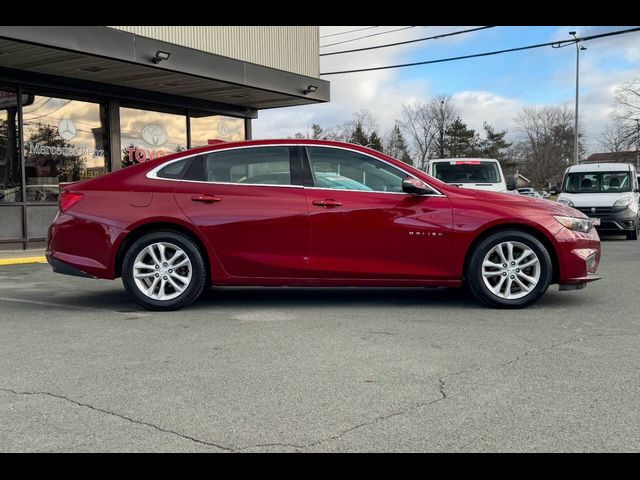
[0,26,329,115]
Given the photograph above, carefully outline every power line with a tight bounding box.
[320,26,640,76]
[320,26,380,39]
[321,26,495,57]
[320,26,418,49]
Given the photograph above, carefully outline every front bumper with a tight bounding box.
[551,222,601,287]
[575,207,637,232]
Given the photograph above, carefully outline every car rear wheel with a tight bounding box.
[122,231,207,311]
[467,230,553,308]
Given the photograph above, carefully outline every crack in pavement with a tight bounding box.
[498,331,640,369]
[3,330,639,452]
[0,388,232,452]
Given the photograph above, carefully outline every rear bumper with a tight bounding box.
[46,254,96,279]
[47,212,125,279]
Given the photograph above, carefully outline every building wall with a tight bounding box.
[108,26,320,78]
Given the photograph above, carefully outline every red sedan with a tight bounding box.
[46,139,601,310]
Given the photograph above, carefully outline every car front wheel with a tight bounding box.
[122,231,207,311]
[467,230,553,308]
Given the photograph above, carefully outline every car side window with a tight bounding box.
[156,157,192,179]
[306,147,406,192]
[184,147,294,186]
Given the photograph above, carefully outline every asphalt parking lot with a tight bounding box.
[1,236,639,452]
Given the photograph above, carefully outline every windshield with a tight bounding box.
[432,161,501,184]
[563,172,631,194]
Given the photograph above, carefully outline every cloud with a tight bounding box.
[254,26,640,157]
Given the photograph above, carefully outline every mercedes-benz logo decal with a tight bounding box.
[58,119,77,141]
[591,207,597,213]
[141,124,168,147]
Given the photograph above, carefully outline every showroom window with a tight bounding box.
[0,88,21,202]
[190,114,245,147]
[120,107,187,167]
[22,95,109,202]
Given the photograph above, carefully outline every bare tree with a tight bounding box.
[615,78,640,122]
[398,94,458,170]
[514,105,580,188]
[599,116,635,153]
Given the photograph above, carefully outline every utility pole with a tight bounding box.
[570,32,586,165]
[552,32,586,165]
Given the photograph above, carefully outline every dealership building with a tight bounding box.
[0,26,329,250]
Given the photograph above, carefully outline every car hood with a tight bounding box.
[469,189,588,218]
[557,192,634,207]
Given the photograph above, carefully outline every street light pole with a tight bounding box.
[570,32,586,165]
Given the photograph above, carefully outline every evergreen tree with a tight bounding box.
[310,124,325,140]
[444,118,479,157]
[368,131,384,153]
[385,124,413,165]
[349,123,369,146]
[479,122,514,169]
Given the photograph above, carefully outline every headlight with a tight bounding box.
[558,198,574,207]
[554,215,592,233]
[613,197,633,209]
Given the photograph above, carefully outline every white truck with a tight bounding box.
[557,162,640,240]
[426,158,516,193]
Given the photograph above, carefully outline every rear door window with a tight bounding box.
[185,146,299,186]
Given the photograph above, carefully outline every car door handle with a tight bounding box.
[191,194,222,204]
[312,199,343,208]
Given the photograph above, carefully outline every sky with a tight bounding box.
[252,26,640,156]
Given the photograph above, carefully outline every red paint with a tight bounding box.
[46,139,601,289]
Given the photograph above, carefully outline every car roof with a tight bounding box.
[567,163,634,173]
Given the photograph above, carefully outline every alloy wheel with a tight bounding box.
[481,241,541,300]
[132,242,192,301]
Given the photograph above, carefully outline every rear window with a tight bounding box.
[432,161,501,184]
[156,158,192,179]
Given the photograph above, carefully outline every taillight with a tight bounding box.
[59,192,84,213]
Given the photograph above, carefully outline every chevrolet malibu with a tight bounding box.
[46,139,601,310]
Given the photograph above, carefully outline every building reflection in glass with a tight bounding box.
[22,95,108,202]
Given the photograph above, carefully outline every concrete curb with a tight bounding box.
[0,257,48,266]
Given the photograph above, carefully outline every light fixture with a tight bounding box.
[303,85,318,95]
[152,50,171,64]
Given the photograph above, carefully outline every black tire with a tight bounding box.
[627,219,639,240]
[467,230,553,309]
[122,230,207,311]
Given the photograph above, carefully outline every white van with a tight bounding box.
[426,158,514,193]
[558,163,640,240]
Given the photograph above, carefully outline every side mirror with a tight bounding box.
[506,175,517,191]
[403,177,433,195]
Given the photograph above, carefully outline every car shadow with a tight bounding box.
[195,286,481,310]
